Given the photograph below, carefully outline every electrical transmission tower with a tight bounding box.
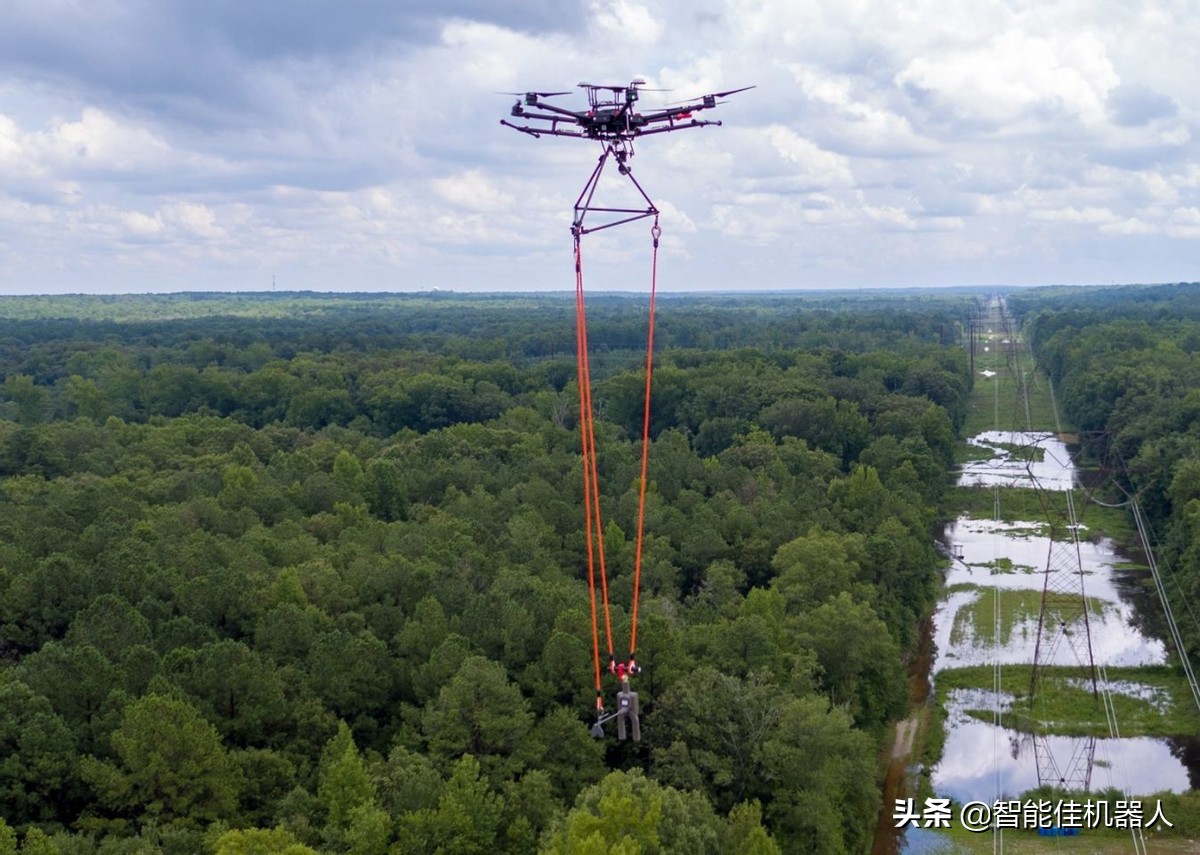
[1000,301,1099,792]
[1028,502,1098,791]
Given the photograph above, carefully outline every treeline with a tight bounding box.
[0,293,972,854]
[1016,282,1200,660]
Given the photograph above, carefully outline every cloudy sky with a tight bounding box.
[1,0,1197,294]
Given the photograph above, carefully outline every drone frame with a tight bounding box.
[500,81,750,145]
[501,80,751,234]
[571,140,658,236]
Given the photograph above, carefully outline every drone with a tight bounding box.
[501,80,753,149]
[501,80,752,235]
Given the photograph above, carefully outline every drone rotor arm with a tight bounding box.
[531,127,589,139]
[499,119,542,138]
[634,119,721,137]
[525,100,589,119]
[500,119,587,140]
[637,106,705,124]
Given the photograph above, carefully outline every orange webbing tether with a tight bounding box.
[575,236,613,706]
[575,217,660,696]
[629,216,660,661]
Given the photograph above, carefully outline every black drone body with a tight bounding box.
[501,79,752,234]
[501,80,753,148]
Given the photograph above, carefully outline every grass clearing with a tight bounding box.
[949,487,1134,542]
[936,664,1200,738]
[963,322,1061,436]
[947,589,1110,651]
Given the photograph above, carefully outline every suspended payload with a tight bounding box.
[501,78,750,738]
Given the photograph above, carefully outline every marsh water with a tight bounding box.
[927,430,1197,806]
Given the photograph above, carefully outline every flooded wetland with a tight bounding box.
[933,430,1196,804]
[887,308,1200,854]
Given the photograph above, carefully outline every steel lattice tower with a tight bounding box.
[1027,442,1099,792]
[997,298,1099,794]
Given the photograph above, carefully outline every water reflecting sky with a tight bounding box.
[930,432,1189,803]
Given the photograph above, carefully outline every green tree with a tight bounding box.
[18,828,58,855]
[170,639,289,746]
[364,458,408,521]
[64,594,152,662]
[4,374,48,424]
[317,722,376,839]
[14,642,116,753]
[345,801,392,855]
[213,827,319,855]
[795,592,905,729]
[0,682,77,825]
[760,696,877,854]
[80,694,239,826]
[422,656,535,782]
[723,801,782,855]
[396,755,502,855]
[373,744,443,817]
[543,769,723,855]
[307,629,396,723]
[769,529,867,611]
[652,668,786,812]
[0,818,13,855]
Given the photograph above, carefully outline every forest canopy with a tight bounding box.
[1014,282,1200,665]
[0,291,975,854]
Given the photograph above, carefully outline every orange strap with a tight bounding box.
[629,218,660,659]
[575,237,611,707]
[575,217,659,697]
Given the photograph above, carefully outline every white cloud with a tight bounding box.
[786,63,936,157]
[864,205,917,230]
[1101,218,1156,236]
[432,169,514,213]
[897,29,1118,128]
[1166,208,1200,239]
[589,0,663,45]
[163,203,225,239]
[759,126,855,188]
[2,0,1200,292]
[1030,206,1116,225]
[120,210,163,237]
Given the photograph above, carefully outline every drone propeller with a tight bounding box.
[665,85,756,106]
[711,85,756,98]
[498,90,571,98]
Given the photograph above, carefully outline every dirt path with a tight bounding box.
[872,616,937,855]
[892,716,917,760]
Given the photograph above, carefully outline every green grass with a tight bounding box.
[953,439,1047,465]
[936,664,1200,738]
[963,325,1063,436]
[947,588,1110,651]
[949,487,1134,541]
[955,443,1001,464]
[969,556,1038,574]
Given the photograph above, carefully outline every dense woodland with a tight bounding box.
[1014,282,1200,664]
[0,291,975,853]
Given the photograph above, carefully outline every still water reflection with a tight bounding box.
[928,431,1194,806]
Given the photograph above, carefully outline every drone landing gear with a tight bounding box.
[572,141,659,237]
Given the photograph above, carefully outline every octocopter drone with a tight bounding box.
[500,79,752,234]
[499,78,749,741]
